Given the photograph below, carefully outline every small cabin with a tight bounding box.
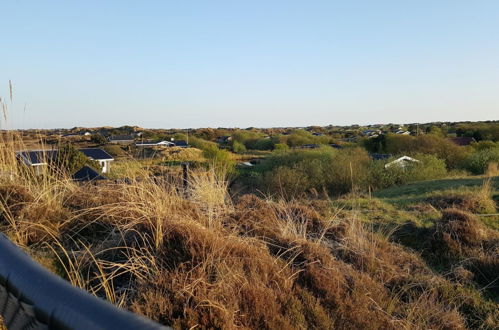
[385,156,419,169]
[79,148,114,173]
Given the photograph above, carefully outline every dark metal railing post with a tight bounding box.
[181,162,189,193]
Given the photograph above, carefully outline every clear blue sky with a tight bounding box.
[1,1,498,129]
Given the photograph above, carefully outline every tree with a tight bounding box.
[54,144,93,174]
[91,133,107,145]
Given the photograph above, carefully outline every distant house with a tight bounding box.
[448,137,476,146]
[79,148,114,173]
[136,140,175,147]
[16,148,113,174]
[385,156,419,169]
[108,135,134,144]
[362,129,381,137]
[173,140,188,148]
[216,136,232,144]
[395,130,411,135]
[237,161,254,168]
[312,132,324,136]
[329,143,344,149]
[72,165,107,182]
[296,144,320,149]
[16,150,57,175]
[370,153,392,161]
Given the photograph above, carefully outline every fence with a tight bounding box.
[0,234,169,330]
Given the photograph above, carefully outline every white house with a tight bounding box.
[385,156,420,169]
[16,150,56,175]
[79,148,114,173]
[135,140,175,147]
[16,148,114,174]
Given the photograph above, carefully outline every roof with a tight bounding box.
[297,144,320,149]
[370,153,392,160]
[329,144,344,149]
[108,135,134,141]
[17,148,113,166]
[385,156,419,168]
[79,148,114,160]
[216,136,232,142]
[174,140,188,147]
[136,141,174,146]
[16,150,58,165]
[72,166,107,182]
[448,137,475,146]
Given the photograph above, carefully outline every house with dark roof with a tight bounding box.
[16,148,113,174]
[15,150,58,175]
[370,153,392,161]
[295,144,320,149]
[448,137,476,146]
[108,135,134,144]
[173,140,188,148]
[72,166,107,182]
[329,143,344,149]
[79,148,114,173]
[216,136,232,144]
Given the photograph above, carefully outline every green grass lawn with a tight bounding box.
[374,175,499,205]
[373,175,499,230]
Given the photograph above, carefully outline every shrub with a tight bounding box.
[232,141,246,154]
[369,154,448,189]
[274,143,289,151]
[382,134,470,169]
[325,148,371,193]
[405,154,448,182]
[258,147,371,197]
[466,148,499,174]
[202,144,235,177]
[368,161,407,189]
[252,138,274,151]
[54,144,97,174]
[188,136,217,151]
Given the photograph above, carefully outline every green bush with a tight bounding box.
[369,161,407,189]
[232,141,247,154]
[369,154,448,189]
[90,133,107,145]
[274,143,289,151]
[257,147,371,197]
[406,154,448,182]
[466,148,499,174]
[378,134,470,170]
[325,148,371,193]
[202,144,236,177]
[252,138,274,151]
[189,136,217,150]
[54,144,99,174]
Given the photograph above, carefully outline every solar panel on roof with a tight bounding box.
[79,148,114,160]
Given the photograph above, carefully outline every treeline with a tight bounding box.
[238,135,499,199]
[239,147,449,198]
[365,134,499,174]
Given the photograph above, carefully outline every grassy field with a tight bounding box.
[374,175,499,205]
[372,175,499,230]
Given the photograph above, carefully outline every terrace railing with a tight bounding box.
[0,234,169,330]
